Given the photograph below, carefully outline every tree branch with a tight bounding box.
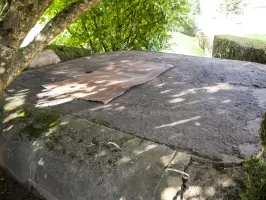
[0,0,53,92]
[5,0,100,87]
[0,0,10,21]
[91,15,108,52]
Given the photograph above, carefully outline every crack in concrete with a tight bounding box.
[229,82,266,89]
[171,155,192,200]
[152,170,165,200]
[74,113,245,168]
[166,151,178,168]
[151,151,193,200]
[152,150,178,200]
[77,113,175,151]
[190,154,243,168]
[65,112,250,172]
[180,157,193,200]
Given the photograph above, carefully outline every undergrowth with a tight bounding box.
[240,114,266,200]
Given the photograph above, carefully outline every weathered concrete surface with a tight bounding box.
[28,50,61,69]
[156,152,191,200]
[0,102,246,200]
[6,51,266,162]
[1,105,193,200]
[183,162,245,200]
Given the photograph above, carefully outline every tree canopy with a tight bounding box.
[0,0,191,93]
[218,0,243,17]
[41,0,190,53]
[0,0,100,92]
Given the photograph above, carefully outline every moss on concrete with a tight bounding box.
[123,130,132,135]
[2,104,61,140]
[21,107,60,139]
[212,35,266,64]
[88,117,110,127]
[45,45,91,62]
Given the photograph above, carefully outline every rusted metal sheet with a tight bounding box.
[43,60,174,104]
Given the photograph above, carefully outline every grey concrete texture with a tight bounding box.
[156,152,191,200]
[6,51,266,162]
[1,107,191,200]
[29,50,61,69]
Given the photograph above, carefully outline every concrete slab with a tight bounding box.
[156,152,191,200]
[6,51,266,162]
[1,105,190,200]
[28,50,61,69]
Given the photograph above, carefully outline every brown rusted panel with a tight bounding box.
[43,60,174,104]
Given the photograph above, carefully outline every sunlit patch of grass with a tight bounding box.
[245,34,266,42]
[165,32,206,57]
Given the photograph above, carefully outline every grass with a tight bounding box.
[245,34,266,42]
[164,32,206,57]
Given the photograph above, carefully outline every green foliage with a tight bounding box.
[260,114,266,148]
[240,115,266,200]
[41,0,190,53]
[212,35,266,64]
[188,0,201,18]
[174,0,200,36]
[175,19,195,36]
[218,0,243,16]
[40,0,77,23]
[240,157,266,200]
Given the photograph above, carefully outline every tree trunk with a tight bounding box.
[0,0,53,92]
[0,0,100,94]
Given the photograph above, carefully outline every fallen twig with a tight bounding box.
[165,168,190,180]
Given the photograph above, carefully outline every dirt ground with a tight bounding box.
[0,168,44,200]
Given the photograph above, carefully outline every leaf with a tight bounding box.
[41,0,191,53]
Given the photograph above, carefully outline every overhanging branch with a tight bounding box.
[6,0,100,86]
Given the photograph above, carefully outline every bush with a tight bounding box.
[240,157,266,200]
[176,20,196,37]
[212,35,266,64]
[240,114,266,200]
[45,45,91,62]
[260,113,266,147]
